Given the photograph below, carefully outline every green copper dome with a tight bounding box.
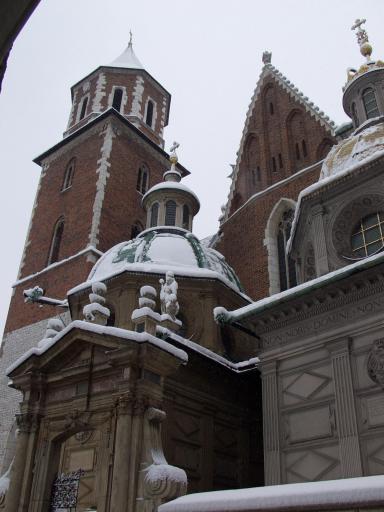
[88,227,243,293]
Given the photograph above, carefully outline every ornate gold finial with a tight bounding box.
[129,30,133,47]
[169,141,179,165]
[351,18,372,61]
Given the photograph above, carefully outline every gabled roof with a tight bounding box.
[224,61,336,221]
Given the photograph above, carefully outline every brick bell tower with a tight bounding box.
[0,36,189,468]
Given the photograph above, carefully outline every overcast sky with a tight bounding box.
[0,0,383,337]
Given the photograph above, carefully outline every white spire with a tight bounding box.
[109,32,144,69]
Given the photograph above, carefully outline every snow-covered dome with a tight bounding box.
[88,227,244,293]
[320,117,384,179]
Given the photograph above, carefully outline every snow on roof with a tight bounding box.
[108,42,144,69]
[6,320,188,375]
[159,474,384,512]
[142,181,200,206]
[224,61,336,221]
[214,249,384,325]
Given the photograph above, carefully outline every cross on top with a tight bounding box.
[351,18,366,31]
[351,18,369,46]
[170,141,180,153]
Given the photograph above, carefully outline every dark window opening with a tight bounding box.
[362,87,380,119]
[150,203,159,227]
[269,102,274,115]
[278,153,283,168]
[146,100,154,127]
[137,165,149,194]
[256,166,261,181]
[351,102,359,127]
[130,223,143,239]
[302,139,307,157]
[182,205,190,230]
[272,157,277,173]
[112,88,123,111]
[106,306,115,326]
[295,143,301,160]
[79,97,88,120]
[48,219,64,265]
[277,210,297,291]
[62,160,75,190]
[165,200,177,226]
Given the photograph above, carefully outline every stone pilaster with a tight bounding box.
[261,360,281,484]
[110,393,134,511]
[311,204,329,276]
[328,338,363,477]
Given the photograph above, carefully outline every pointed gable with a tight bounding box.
[225,59,337,218]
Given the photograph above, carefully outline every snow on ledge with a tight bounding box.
[6,320,187,375]
[159,474,384,512]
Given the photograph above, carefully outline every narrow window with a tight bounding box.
[150,203,159,227]
[302,139,307,157]
[165,200,176,226]
[362,88,379,119]
[79,97,88,120]
[182,205,190,230]
[272,157,277,173]
[48,218,64,265]
[278,153,283,168]
[145,100,154,127]
[136,168,142,192]
[252,169,256,185]
[351,102,359,127]
[295,143,300,160]
[269,102,274,115]
[256,166,261,181]
[277,210,297,291]
[62,159,75,190]
[112,88,123,112]
[137,165,149,194]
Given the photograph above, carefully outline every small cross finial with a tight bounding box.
[262,51,272,65]
[170,141,180,154]
[129,30,133,47]
[169,141,180,166]
[351,18,372,60]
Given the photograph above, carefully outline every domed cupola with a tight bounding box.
[343,19,384,129]
[142,142,200,231]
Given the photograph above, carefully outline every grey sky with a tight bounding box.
[0,0,383,337]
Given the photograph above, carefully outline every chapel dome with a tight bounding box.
[319,117,384,180]
[88,226,244,293]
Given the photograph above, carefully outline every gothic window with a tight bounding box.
[136,164,149,194]
[145,100,154,127]
[362,88,379,119]
[182,204,190,230]
[302,139,307,157]
[112,88,123,112]
[150,203,159,227]
[278,153,283,169]
[351,102,359,126]
[295,143,300,160]
[272,157,277,173]
[351,212,384,257]
[165,200,176,226]
[277,210,297,291]
[79,96,88,120]
[130,222,143,239]
[62,159,75,190]
[48,218,64,265]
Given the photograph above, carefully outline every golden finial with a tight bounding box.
[351,18,372,61]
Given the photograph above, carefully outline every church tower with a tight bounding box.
[0,37,189,469]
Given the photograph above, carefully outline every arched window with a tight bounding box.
[362,88,379,119]
[62,159,75,190]
[277,210,297,291]
[182,205,190,230]
[136,164,149,194]
[295,143,301,160]
[150,203,159,227]
[112,88,123,112]
[351,102,359,127]
[145,100,154,127]
[48,218,64,265]
[165,200,176,226]
[130,222,143,239]
[272,157,277,173]
[302,139,307,157]
[351,212,384,258]
[79,96,88,120]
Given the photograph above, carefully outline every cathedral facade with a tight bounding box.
[1,19,384,512]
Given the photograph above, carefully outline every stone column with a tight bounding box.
[110,394,134,511]
[6,413,40,512]
[261,360,281,485]
[328,338,363,477]
[311,204,329,277]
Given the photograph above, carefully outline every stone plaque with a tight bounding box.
[68,448,95,472]
[367,396,384,427]
[288,406,332,443]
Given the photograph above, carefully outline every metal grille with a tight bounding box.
[49,469,84,511]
